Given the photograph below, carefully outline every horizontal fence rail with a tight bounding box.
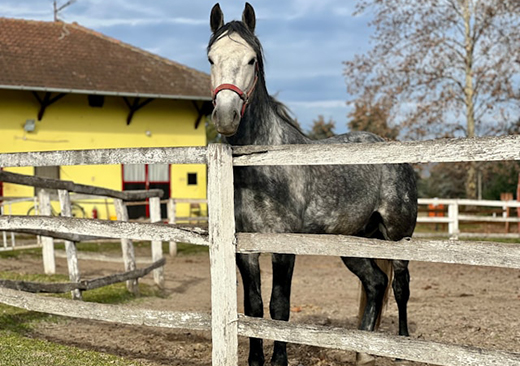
[236,233,520,269]
[0,287,517,366]
[417,216,520,223]
[238,316,520,366]
[0,287,211,331]
[419,198,520,207]
[2,135,519,169]
[233,135,520,166]
[0,216,209,246]
[0,171,163,200]
[0,146,207,168]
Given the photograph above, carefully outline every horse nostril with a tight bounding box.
[212,109,219,124]
[233,109,239,122]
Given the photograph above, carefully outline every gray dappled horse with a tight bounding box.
[208,3,417,366]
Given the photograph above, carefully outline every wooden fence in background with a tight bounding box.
[0,170,165,297]
[417,198,520,238]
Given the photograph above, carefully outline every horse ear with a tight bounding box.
[242,2,256,33]
[210,3,224,33]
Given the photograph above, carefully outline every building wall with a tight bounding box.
[0,90,207,219]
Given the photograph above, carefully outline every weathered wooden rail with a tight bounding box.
[0,258,165,293]
[1,135,519,365]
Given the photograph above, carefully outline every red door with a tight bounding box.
[122,164,170,219]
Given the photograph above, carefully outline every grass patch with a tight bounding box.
[0,247,42,259]
[0,304,52,334]
[80,282,161,304]
[72,240,208,256]
[0,330,143,366]
[174,242,209,255]
[0,269,158,366]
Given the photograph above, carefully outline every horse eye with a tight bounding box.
[248,58,256,66]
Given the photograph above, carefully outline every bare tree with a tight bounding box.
[344,0,520,198]
[348,102,400,140]
[307,115,336,140]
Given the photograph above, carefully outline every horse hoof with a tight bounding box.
[249,355,265,366]
[356,352,376,366]
[249,361,264,366]
[270,354,288,366]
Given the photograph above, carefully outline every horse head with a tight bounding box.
[208,3,259,137]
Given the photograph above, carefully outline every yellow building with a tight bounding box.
[0,18,212,219]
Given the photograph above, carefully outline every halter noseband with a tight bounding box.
[212,64,259,117]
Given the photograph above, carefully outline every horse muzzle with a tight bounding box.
[211,73,258,136]
[212,87,247,136]
[211,102,241,137]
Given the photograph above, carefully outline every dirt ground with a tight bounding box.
[2,248,519,366]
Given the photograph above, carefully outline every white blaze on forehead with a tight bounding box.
[208,31,257,93]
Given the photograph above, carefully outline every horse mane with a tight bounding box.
[208,21,304,135]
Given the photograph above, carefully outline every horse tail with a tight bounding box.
[358,259,393,330]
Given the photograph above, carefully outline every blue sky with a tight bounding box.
[1,0,374,134]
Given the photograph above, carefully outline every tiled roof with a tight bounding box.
[0,18,211,100]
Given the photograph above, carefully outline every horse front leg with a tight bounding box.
[270,253,296,366]
[237,253,265,366]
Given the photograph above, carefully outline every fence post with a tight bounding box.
[39,189,55,274]
[448,202,459,239]
[167,198,177,256]
[207,143,238,366]
[33,196,42,246]
[58,189,82,300]
[1,205,7,249]
[114,199,139,295]
[8,203,15,247]
[149,196,165,288]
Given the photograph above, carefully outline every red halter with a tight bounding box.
[212,65,259,117]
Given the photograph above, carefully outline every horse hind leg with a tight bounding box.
[237,253,265,366]
[357,258,393,331]
[380,220,413,365]
[343,256,389,366]
[269,253,295,366]
[342,256,389,330]
[378,220,412,338]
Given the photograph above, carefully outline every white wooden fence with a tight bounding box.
[0,135,520,365]
[417,198,520,239]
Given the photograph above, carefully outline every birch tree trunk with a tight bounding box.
[463,0,477,199]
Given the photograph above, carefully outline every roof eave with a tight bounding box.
[0,84,212,102]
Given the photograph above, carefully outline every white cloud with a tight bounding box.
[0,4,50,19]
[69,15,206,28]
[288,100,346,109]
